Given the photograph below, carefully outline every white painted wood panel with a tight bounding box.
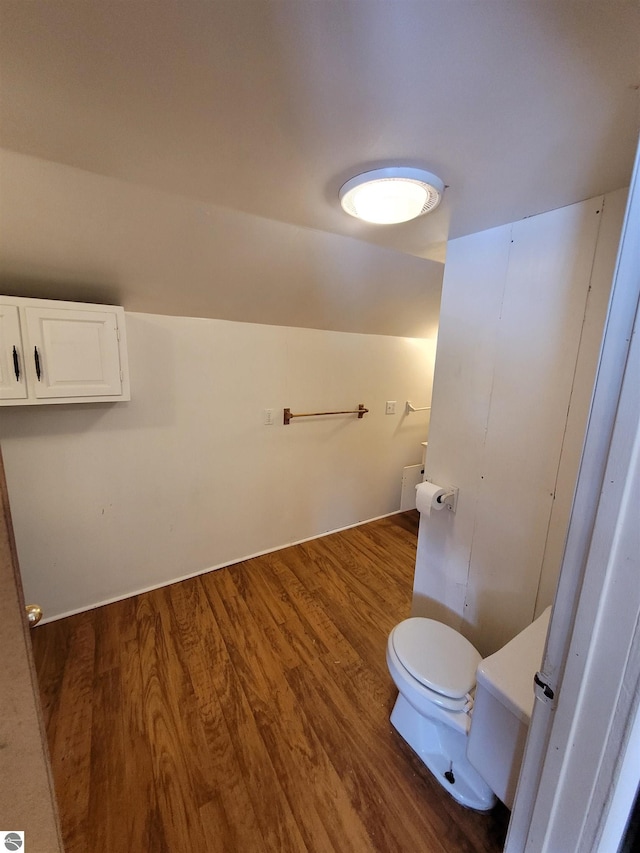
[413,224,511,630]
[534,187,627,615]
[464,198,602,653]
[413,192,620,657]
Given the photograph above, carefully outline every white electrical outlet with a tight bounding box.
[385,401,397,415]
[264,408,274,425]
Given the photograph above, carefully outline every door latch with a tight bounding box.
[534,671,556,708]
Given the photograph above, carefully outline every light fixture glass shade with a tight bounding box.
[339,167,444,224]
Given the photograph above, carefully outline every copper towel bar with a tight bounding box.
[284,403,369,425]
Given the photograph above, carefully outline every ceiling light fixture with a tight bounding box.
[339,167,444,225]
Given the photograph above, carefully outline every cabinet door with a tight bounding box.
[0,303,28,400]
[24,305,123,399]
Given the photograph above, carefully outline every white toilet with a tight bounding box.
[386,606,551,811]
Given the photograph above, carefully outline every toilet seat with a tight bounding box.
[391,617,482,700]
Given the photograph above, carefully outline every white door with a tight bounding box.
[23,305,123,399]
[0,304,27,401]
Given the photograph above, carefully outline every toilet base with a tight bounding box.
[390,693,497,811]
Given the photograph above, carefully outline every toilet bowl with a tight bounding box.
[386,607,551,811]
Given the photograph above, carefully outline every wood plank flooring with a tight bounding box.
[31,511,510,852]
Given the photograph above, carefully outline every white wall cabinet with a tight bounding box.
[0,296,130,405]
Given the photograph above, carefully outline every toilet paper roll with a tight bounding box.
[415,481,447,516]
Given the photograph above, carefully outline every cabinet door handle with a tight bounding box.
[34,346,42,381]
[12,345,20,381]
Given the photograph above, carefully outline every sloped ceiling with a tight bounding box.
[0,1,638,336]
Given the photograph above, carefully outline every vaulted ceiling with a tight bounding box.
[0,1,638,336]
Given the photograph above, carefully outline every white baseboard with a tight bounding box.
[38,509,408,624]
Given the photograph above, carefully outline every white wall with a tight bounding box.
[412,189,626,656]
[0,312,435,620]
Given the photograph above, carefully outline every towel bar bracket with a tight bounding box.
[406,401,432,414]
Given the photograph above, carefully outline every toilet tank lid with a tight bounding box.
[391,618,482,700]
[476,607,552,724]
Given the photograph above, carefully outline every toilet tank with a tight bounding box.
[466,607,551,808]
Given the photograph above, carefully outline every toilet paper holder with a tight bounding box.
[420,481,458,512]
[436,486,458,512]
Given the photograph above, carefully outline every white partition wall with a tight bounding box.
[412,189,626,656]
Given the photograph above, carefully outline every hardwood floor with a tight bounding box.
[32,511,510,852]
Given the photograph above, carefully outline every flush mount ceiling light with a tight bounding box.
[339,167,444,225]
